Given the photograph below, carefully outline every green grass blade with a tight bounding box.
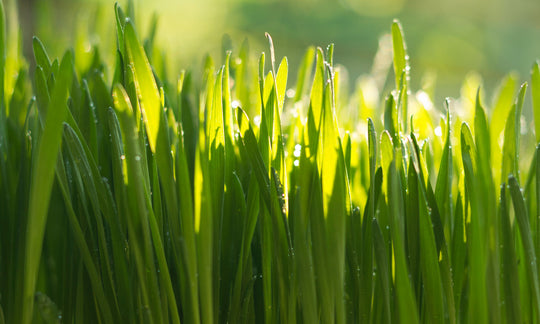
[112,84,166,324]
[409,136,446,323]
[124,19,161,153]
[294,47,315,103]
[460,122,489,323]
[391,19,409,131]
[499,185,522,323]
[372,218,391,323]
[501,83,526,185]
[32,37,52,77]
[508,175,540,316]
[531,62,540,143]
[435,104,453,227]
[22,51,73,324]
[387,160,419,323]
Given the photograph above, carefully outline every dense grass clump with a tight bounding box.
[1,1,540,323]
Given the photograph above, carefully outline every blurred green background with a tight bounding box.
[13,0,540,104]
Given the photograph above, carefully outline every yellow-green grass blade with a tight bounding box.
[435,105,453,230]
[113,84,177,324]
[537,144,540,258]
[490,74,518,180]
[501,83,526,185]
[309,48,325,136]
[531,63,540,143]
[391,20,409,132]
[125,20,179,224]
[193,136,214,324]
[294,46,315,103]
[174,123,201,324]
[294,148,319,323]
[22,51,73,324]
[124,19,161,153]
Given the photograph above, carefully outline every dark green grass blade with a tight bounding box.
[372,218,391,324]
[387,160,419,323]
[508,175,540,316]
[22,51,73,324]
[499,185,522,323]
[54,153,114,323]
[409,137,446,323]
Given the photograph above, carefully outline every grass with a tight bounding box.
[0,1,539,323]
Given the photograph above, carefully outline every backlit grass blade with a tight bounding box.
[384,93,398,145]
[124,19,161,153]
[309,48,325,134]
[294,46,315,103]
[435,103,453,228]
[125,18,179,250]
[174,123,200,324]
[391,19,409,131]
[294,149,318,323]
[491,74,517,180]
[537,144,540,257]
[113,84,162,323]
[531,62,540,143]
[501,83,526,185]
[21,51,73,324]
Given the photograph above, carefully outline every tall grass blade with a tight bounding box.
[22,51,73,324]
